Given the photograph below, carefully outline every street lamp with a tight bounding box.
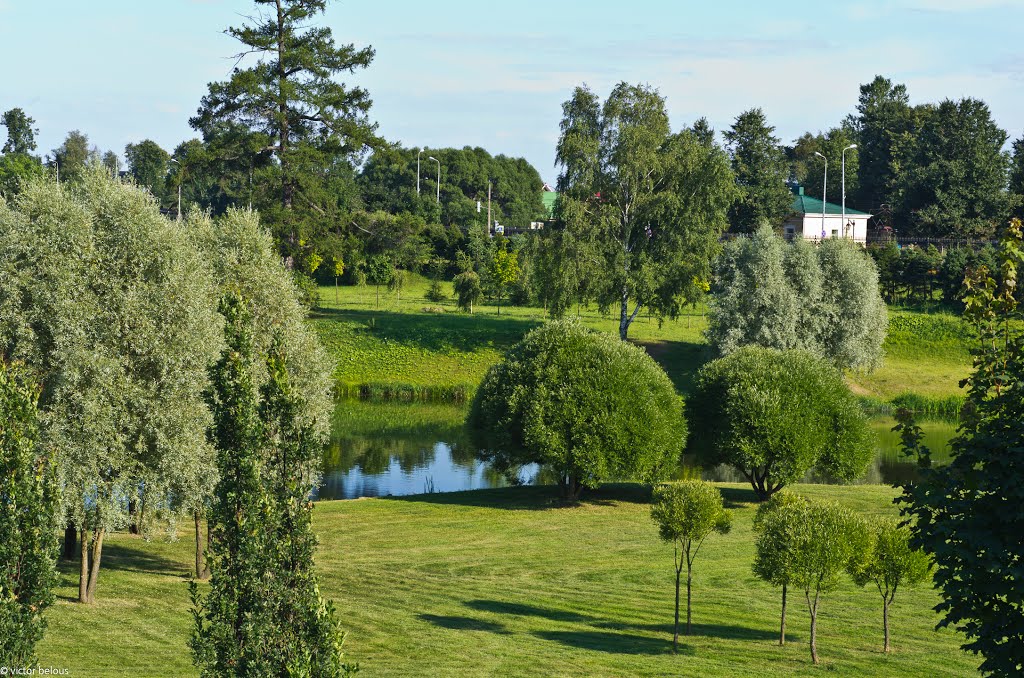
[814,151,827,240]
[170,158,182,221]
[417,149,424,195]
[428,156,440,203]
[842,144,857,239]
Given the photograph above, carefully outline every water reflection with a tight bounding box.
[318,400,958,500]
[316,400,535,500]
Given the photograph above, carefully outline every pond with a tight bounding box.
[315,400,958,500]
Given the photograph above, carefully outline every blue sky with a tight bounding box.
[1,0,1023,183]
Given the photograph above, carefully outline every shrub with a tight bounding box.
[688,346,874,500]
[425,279,447,303]
[467,321,686,499]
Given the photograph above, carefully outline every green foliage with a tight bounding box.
[851,76,913,214]
[554,82,736,339]
[453,270,483,313]
[0,361,58,667]
[752,491,810,646]
[51,130,94,183]
[0,169,222,602]
[358,144,547,228]
[688,346,874,500]
[1,108,38,155]
[125,139,170,204]
[890,98,1010,238]
[425,279,447,303]
[191,297,348,676]
[708,226,887,371]
[849,518,931,653]
[897,218,1024,674]
[787,127,859,205]
[650,480,731,648]
[489,246,520,314]
[785,500,869,664]
[467,321,686,499]
[724,108,793,231]
[0,151,44,199]
[190,0,376,260]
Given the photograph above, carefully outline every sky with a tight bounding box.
[2,0,1023,184]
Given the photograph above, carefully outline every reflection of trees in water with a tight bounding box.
[678,418,956,487]
[322,399,473,476]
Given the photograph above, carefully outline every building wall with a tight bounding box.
[785,214,868,244]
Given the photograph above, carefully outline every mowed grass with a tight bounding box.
[37,483,977,676]
[313,276,970,401]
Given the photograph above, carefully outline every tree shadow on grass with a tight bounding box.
[635,338,713,396]
[716,485,760,508]
[418,614,511,634]
[55,542,186,579]
[464,600,595,625]
[616,621,796,643]
[387,483,654,512]
[312,307,541,354]
[533,630,683,656]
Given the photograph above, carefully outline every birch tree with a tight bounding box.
[553,83,735,340]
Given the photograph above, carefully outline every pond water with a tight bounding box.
[316,400,958,500]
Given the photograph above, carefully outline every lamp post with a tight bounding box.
[417,149,423,195]
[814,151,827,240]
[170,158,182,221]
[428,155,440,203]
[842,144,857,239]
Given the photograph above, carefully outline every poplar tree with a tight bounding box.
[191,296,346,675]
[0,361,58,667]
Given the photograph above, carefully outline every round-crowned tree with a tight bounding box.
[688,346,874,500]
[467,321,686,500]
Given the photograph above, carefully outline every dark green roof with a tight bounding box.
[790,186,870,217]
[542,191,558,218]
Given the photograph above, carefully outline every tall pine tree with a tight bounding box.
[191,0,377,262]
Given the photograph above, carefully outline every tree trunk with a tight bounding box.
[63,523,77,560]
[85,528,104,603]
[559,474,582,501]
[618,286,642,341]
[78,528,89,604]
[194,511,205,580]
[128,499,139,535]
[673,561,681,654]
[686,563,693,636]
[883,597,890,653]
[779,583,787,646]
[807,591,819,664]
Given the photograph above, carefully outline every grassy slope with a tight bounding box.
[314,275,970,400]
[38,484,976,677]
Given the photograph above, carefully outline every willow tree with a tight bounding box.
[183,206,333,578]
[0,169,222,602]
[553,83,735,340]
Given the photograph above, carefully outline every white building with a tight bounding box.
[783,186,871,244]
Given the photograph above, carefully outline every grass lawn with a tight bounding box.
[37,483,976,676]
[313,275,971,402]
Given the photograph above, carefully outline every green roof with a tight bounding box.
[542,191,558,218]
[790,186,870,217]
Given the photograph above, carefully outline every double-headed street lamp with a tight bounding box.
[814,151,827,240]
[842,143,857,238]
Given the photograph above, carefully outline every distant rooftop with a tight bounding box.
[790,185,870,217]
[542,190,558,218]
